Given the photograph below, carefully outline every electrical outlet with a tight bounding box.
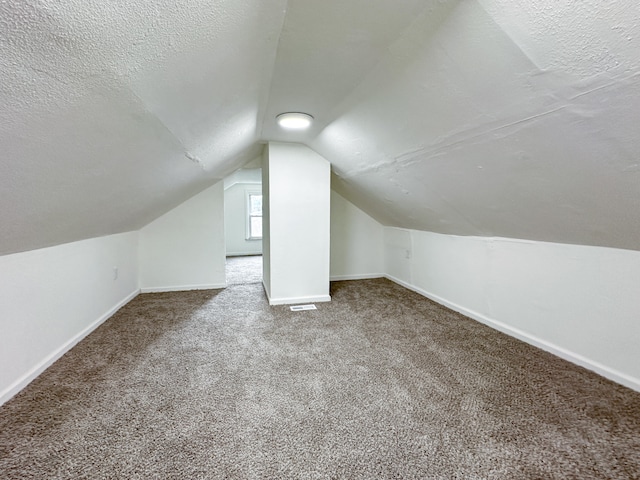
[113,266,118,280]
[405,249,412,259]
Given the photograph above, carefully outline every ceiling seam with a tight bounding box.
[255,0,290,141]
[319,0,460,127]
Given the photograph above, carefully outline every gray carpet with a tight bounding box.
[1,278,639,479]
[226,255,263,285]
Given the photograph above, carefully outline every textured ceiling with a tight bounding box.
[1,0,639,255]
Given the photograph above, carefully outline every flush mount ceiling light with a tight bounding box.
[276,112,313,130]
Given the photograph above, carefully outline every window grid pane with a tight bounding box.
[250,217,262,239]
[248,194,263,239]
[249,195,262,216]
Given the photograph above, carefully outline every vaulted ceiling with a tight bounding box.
[2,0,639,255]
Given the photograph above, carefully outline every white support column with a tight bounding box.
[262,142,331,305]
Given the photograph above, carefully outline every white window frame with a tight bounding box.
[246,188,263,240]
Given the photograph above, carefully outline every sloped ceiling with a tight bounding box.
[1,0,639,255]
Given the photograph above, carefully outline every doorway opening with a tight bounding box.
[225,255,262,285]
[223,162,263,285]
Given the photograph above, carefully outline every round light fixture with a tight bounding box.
[276,112,313,130]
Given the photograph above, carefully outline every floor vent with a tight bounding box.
[290,304,317,311]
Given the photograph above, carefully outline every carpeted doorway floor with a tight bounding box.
[226,255,262,285]
[0,278,639,479]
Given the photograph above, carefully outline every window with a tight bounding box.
[247,193,262,240]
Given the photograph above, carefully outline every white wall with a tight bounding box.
[330,190,384,280]
[139,182,226,292]
[262,142,331,305]
[0,232,139,405]
[262,147,272,296]
[384,227,640,392]
[224,183,262,256]
[223,166,262,189]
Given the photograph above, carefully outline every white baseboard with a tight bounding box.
[263,285,331,306]
[330,273,384,281]
[384,274,640,393]
[0,289,140,407]
[268,295,331,306]
[140,283,227,293]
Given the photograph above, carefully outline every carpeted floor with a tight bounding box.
[1,278,639,479]
[226,255,263,285]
